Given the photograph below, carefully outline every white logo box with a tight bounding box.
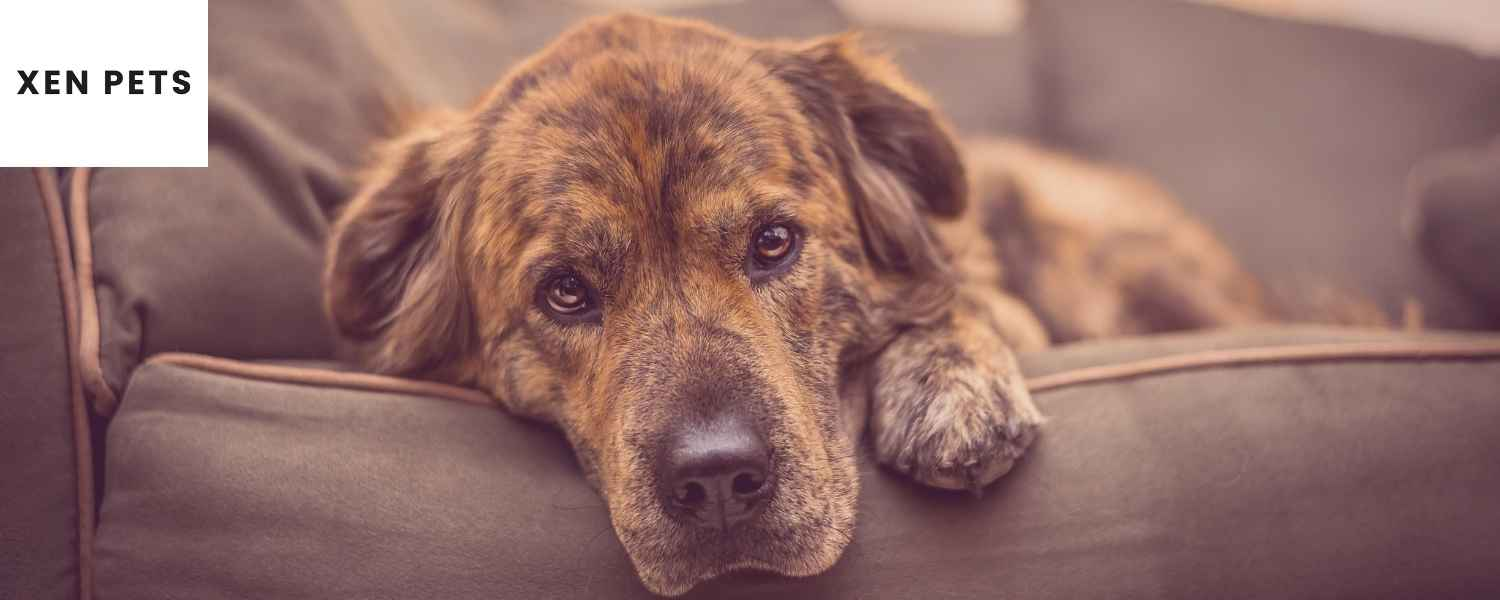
[0,1,207,167]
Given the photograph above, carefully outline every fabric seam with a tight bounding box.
[148,352,494,406]
[68,167,118,416]
[1027,338,1500,392]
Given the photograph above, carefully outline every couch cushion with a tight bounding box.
[95,328,1500,599]
[1028,0,1500,329]
[0,169,88,600]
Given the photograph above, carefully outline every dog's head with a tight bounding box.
[324,13,964,596]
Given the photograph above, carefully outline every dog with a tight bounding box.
[323,13,1276,596]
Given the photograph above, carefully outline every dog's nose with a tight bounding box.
[660,414,774,531]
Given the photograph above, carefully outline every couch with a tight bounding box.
[4,1,1499,598]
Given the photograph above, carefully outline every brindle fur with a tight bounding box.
[324,14,1272,596]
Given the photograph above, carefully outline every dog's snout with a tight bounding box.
[660,414,775,531]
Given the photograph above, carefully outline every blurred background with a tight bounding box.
[590,0,1500,56]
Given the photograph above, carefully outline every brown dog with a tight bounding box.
[324,13,1271,596]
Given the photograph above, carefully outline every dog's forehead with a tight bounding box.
[478,20,830,277]
[510,51,787,197]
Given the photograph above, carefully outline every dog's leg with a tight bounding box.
[867,193,1050,492]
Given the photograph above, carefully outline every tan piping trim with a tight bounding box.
[1028,338,1500,393]
[148,353,495,407]
[34,168,96,600]
[146,338,1500,411]
[68,167,118,415]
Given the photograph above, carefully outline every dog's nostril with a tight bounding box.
[675,480,708,507]
[731,471,764,496]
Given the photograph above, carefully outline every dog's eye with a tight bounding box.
[754,225,793,262]
[747,223,801,281]
[539,273,596,320]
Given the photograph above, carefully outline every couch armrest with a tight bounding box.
[1,169,92,600]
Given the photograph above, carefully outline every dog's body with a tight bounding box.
[324,14,1270,595]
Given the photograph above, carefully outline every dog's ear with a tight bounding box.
[779,34,965,317]
[323,111,477,380]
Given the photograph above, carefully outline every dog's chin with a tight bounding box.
[612,457,860,597]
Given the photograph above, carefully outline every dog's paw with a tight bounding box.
[869,335,1043,493]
